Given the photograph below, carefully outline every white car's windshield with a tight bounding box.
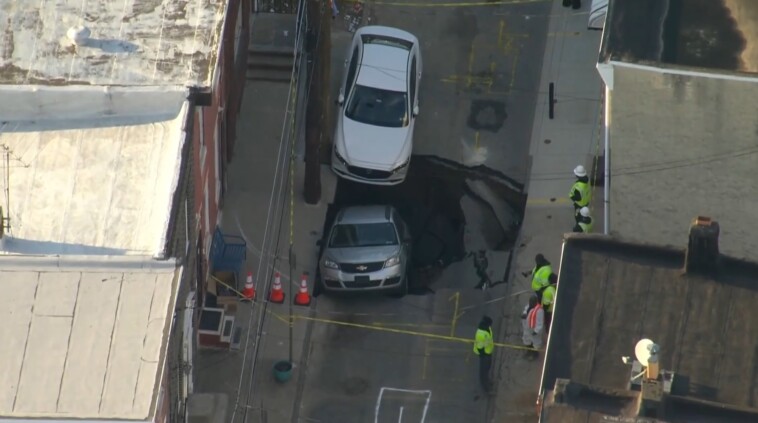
[345,85,408,128]
[329,223,399,248]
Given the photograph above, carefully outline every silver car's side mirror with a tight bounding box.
[337,94,345,105]
[412,105,419,116]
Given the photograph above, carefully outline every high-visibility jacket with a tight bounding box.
[541,285,556,312]
[473,328,494,355]
[569,181,591,207]
[522,303,545,348]
[531,265,552,292]
[578,217,593,233]
[527,304,544,332]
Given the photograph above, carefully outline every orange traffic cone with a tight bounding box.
[241,272,255,301]
[269,272,285,304]
[294,274,311,307]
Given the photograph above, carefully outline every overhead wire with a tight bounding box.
[231,0,316,420]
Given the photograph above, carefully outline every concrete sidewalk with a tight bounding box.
[490,2,603,422]
[193,12,338,423]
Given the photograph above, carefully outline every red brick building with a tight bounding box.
[193,0,251,282]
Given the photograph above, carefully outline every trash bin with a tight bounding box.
[273,361,293,383]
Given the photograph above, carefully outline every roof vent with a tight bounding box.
[684,216,720,274]
[67,26,91,46]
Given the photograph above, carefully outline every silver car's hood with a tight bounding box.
[341,117,411,170]
[326,245,401,263]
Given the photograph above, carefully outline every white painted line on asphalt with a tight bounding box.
[375,387,433,423]
[398,406,404,423]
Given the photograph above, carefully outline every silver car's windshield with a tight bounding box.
[345,85,408,128]
[329,223,398,248]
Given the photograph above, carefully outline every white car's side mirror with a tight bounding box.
[337,94,345,105]
[413,105,419,116]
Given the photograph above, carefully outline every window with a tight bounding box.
[409,57,417,106]
[360,34,413,50]
[344,46,360,96]
[329,223,399,248]
[345,85,408,128]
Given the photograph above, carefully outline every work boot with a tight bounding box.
[530,349,541,360]
[523,345,534,359]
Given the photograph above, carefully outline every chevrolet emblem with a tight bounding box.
[356,265,368,271]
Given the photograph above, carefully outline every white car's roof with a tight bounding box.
[356,44,409,92]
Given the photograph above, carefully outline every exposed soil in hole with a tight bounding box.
[316,156,526,296]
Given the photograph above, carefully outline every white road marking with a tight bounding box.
[375,387,432,423]
[398,406,404,423]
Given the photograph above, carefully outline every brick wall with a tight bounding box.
[192,0,250,274]
[162,2,250,421]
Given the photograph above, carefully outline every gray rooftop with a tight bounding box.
[600,0,758,75]
[540,235,758,422]
[0,0,225,86]
[605,64,758,262]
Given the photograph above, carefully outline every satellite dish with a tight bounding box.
[635,339,656,366]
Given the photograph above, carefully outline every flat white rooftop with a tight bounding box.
[0,0,225,86]
[0,87,189,257]
[0,256,180,420]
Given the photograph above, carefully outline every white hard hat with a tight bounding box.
[574,165,587,178]
[580,207,590,217]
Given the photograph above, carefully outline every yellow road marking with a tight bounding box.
[466,46,476,88]
[509,51,519,89]
[498,20,505,50]
[440,74,492,85]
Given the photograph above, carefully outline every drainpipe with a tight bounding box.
[603,86,611,235]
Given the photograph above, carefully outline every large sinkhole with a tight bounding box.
[317,155,526,295]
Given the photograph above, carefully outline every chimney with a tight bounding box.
[684,216,719,274]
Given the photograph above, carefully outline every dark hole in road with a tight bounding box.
[316,155,526,296]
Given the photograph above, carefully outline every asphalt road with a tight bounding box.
[296,2,551,422]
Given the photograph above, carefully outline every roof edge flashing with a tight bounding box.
[609,61,758,84]
[0,254,178,272]
[597,62,613,90]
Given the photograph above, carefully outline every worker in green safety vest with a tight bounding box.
[473,315,494,392]
[573,207,593,233]
[522,254,552,299]
[541,273,558,331]
[569,165,591,215]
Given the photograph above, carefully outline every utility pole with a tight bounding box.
[304,0,331,204]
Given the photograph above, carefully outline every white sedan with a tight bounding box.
[332,26,422,185]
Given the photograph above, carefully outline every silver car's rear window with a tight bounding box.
[329,223,398,248]
[346,85,408,128]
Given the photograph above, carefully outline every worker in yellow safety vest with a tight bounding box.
[569,165,591,216]
[573,207,593,233]
[541,273,558,331]
[522,254,552,300]
[473,315,494,393]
